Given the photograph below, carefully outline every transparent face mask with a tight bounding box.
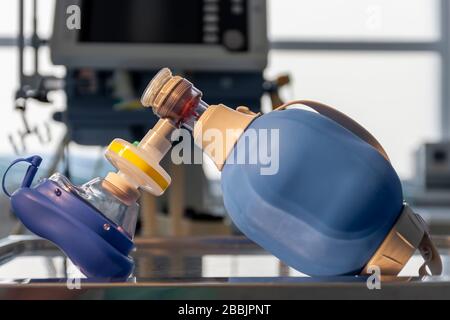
[47,173,139,239]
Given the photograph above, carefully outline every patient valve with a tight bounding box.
[103,69,210,198]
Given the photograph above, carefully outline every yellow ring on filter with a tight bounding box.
[107,141,170,191]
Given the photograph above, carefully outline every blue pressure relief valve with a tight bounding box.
[2,156,136,279]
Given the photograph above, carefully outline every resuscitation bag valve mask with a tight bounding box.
[2,68,443,279]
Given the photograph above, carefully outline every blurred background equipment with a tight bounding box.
[416,142,450,191]
[51,0,267,71]
[263,74,292,109]
[404,142,450,208]
[49,0,269,237]
[10,0,64,155]
[51,0,267,146]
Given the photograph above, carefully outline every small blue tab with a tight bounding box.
[21,156,43,189]
[2,155,43,198]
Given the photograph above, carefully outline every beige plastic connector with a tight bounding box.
[362,205,442,276]
[104,119,175,197]
[138,119,175,160]
[103,172,140,206]
[193,104,259,171]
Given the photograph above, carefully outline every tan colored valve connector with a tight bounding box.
[362,205,442,277]
[104,120,175,197]
[193,105,259,171]
[103,172,141,206]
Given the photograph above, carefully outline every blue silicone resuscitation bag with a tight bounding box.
[222,107,404,276]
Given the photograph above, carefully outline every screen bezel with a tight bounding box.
[50,0,268,71]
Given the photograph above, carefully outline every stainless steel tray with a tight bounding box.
[0,235,449,299]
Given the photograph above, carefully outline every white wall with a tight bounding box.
[265,0,441,179]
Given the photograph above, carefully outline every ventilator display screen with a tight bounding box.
[79,0,204,44]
